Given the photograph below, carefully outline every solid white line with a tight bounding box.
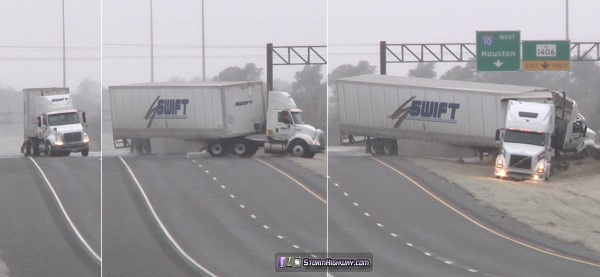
[372,156,600,268]
[119,157,219,277]
[28,157,101,263]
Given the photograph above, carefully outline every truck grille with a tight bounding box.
[64,132,82,143]
[318,131,326,147]
[509,155,532,169]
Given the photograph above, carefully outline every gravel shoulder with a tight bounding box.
[409,156,600,253]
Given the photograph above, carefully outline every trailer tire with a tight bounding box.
[369,138,382,155]
[208,141,226,157]
[134,140,143,154]
[382,139,397,156]
[289,140,308,157]
[141,139,151,155]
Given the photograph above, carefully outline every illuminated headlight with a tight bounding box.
[533,175,540,181]
[536,161,545,173]
[311,139,320,146]
[83,133,90,143]
[54,135,64,145]
[496,159,504,168]
[499,169,506,177]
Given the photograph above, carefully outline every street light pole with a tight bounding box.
[202,0,206,81]
[150,0,154,82]
[62,0,66,87]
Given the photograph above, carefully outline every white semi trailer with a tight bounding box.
[335,75,595,168]
[21,88,90,157]
[109,82,325,158]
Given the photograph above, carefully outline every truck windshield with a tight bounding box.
[291,112,304,124]
[48,112,79,126]
[504,129,546,146]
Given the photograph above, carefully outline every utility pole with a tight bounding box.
[62,0,66,87]
[150,0,154,82]
[202,0,206,81]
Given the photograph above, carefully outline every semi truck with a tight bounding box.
[336,74,597,180]
[21,88,90,157]
[494,92,597,180]
[109,82,325,158]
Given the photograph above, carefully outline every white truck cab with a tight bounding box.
[264,91,325,158]
[21,89,90,157]
[495,101,554,181]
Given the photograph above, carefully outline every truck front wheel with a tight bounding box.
[81,148,89,157]
[47,142,56,157]
[289,141,308,157]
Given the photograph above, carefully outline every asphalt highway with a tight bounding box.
[0,156,100,276]
[103,153,326,276]
[328,150,600,277]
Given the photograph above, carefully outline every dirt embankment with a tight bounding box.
[409,156,600,253]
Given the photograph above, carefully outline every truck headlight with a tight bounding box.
[536,161,545,173]
[83,133,90,143]
[54,135,64,145]
[496,159,504,168]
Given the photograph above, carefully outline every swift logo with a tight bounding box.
[235,100,253,106]
[390,97,461,128]
[51,97,69,102]
[144,96,189,128]
[389,96,416,128]
[409,100,460,123]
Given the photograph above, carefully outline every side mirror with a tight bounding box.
[495,129,501,145]
[37,116,41,127]
[82,112,87,123]
[583,124,588,137]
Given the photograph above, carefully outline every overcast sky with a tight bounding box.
[102,0,326,87]
[0,0,100,91]
[1,0,599,91]
[329,0,600,76]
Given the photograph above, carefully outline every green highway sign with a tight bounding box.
[476,31,521,72]
[522,40,571,71]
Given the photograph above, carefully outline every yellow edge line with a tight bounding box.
[371,156,600,268]
[253,157,327,205]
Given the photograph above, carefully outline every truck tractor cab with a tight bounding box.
[495,101,555,181]
[264,91,325,158]
[37,109,90,156]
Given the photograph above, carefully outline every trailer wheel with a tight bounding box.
[141,139,151,155]
[369,138,382,155]
[134,140,144,154]
[208,141,226,157]
[232,140,249,157]
[289,141,308,157]
[382,139,397,156]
